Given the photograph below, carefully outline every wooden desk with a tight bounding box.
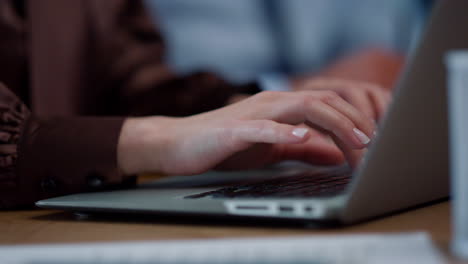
[1,201,464,263]
[0,201,455,259]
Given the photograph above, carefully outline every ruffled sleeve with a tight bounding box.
[0,83,136,209]
[0,82,30,194]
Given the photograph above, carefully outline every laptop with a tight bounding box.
[36,0,468,224]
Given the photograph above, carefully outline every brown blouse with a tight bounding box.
[0,0,259,208]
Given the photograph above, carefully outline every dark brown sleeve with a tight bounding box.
[0,83,134,209]
[90,0,260,117]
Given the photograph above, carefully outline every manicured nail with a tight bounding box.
[353,128,371,145]
[292,128,308,138]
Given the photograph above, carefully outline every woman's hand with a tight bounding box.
[290,48,403,121]
[292,78,391,122]
[117,90,376,176]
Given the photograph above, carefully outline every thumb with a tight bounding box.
[234,120,310,145]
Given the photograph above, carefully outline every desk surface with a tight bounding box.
[0,201,451,244]
[0,201,459,262]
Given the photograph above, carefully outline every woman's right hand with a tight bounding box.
[117,90,376,176]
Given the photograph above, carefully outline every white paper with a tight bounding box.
[446,50,468,260]
[0,232,443,264]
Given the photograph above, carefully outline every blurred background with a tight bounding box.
[144,0,433,86]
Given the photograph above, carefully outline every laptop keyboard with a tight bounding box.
[185,166,352,199]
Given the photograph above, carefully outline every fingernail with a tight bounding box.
[353,128,371,145]
[292,128,308,138]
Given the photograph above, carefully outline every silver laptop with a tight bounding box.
[36,0,468,224]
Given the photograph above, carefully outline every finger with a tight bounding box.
[319,92,376,136]
[276,136,346,165]
[341,90,376,120]
[303,100,373,149]
[311,80,377,119]
[233,120,311,146]
[306,91,375,145]
[368,88,392,121]
[331,135,366,169]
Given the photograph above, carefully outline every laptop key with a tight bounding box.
[185,168,352,199]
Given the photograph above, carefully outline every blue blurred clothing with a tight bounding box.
[145,0,428,88]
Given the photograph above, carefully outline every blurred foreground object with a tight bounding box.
[446,50,468,260]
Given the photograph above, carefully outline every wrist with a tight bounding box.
[117,116,176,175]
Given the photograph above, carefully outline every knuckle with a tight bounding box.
[302,93,320,108]
[319,90,340,103]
